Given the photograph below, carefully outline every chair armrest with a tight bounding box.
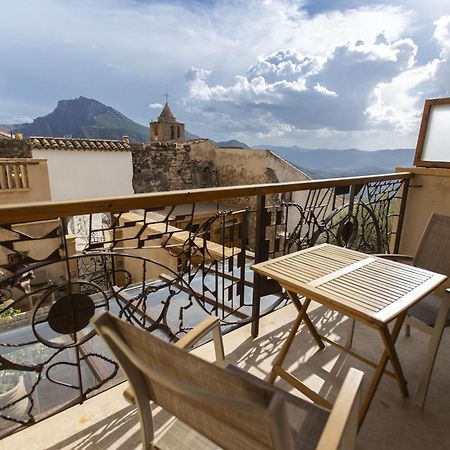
[175,316,225,363]
[316,368,364,450]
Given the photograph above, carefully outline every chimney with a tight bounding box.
[122,136,129,144]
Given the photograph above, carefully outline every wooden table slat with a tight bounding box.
[318,286,382,312]
[343,271,411,295]
[324,279,394,307]
[362,265,431,286]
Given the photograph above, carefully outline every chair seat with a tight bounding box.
[409,292,450,327]
[155,365,329,450]
[155,416,220,449]
[155,392,329,450]
[228,365,330,450]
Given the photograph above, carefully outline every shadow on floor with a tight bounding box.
[46,405,140,450]
[227,305,363,403]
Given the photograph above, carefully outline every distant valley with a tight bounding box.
[254,145,414,178]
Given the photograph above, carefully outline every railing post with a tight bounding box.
[393,178,410,254]
[251,195,267,337]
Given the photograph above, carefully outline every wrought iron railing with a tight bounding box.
[0,172,412,435]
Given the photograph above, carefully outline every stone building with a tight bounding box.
[149,102,185,143]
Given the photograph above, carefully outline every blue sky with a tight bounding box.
[1,0,449,149]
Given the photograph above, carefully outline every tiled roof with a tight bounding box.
[28,137,132,151]
[157,102,176,122]
[0,131,13,139]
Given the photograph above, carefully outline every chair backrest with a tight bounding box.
[414,213,450,277]
[92,311,293,450]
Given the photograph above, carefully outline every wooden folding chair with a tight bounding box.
[92,311,364,450]
[376,213,450,407]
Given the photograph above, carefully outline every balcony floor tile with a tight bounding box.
[2,302,450,449]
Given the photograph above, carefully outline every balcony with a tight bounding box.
[0,158,51,205]
[0,168,449,449]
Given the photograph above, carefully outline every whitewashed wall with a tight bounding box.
[31,149,134,201]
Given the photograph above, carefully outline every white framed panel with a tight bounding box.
[415,98,450,168]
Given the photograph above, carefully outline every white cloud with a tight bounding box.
[365,15,450,133]
[0,114,33,125]
[185,36,418,131]
[434,15,450,48]
[313,83,337,97]
[148,103,163,109]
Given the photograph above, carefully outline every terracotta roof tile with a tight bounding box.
[28,137,131,152]
[31,138,41,148]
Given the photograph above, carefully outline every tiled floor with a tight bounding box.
[2,302,450,449]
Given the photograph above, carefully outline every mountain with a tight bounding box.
[215,139,249,148]
[1,97,200,143]
[253,144,415,178]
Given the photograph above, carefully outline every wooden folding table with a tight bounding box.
[252,243,447,427]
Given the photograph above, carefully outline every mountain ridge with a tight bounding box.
[0,96,199,142]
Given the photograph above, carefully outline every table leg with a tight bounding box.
[359,311,407,428]
[380,323,409,398]
[267,297,312,384]
[286,290,325,350]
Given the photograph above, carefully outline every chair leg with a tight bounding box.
[405,323,411,337]
[415,295,450,408]
[135,389,155,449]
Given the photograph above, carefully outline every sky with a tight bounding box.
[1,0,449,149]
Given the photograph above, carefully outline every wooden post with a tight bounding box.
[392,177,410,254]
[251,195,266,337]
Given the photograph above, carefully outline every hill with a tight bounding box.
[215,139,249,148]
[1,97,199,143]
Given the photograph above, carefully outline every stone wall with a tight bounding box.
[189,141,310,206]
[395,167,450,255]
[187,141,311,248]
[132,141,219,193]
[0,138,31,158]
